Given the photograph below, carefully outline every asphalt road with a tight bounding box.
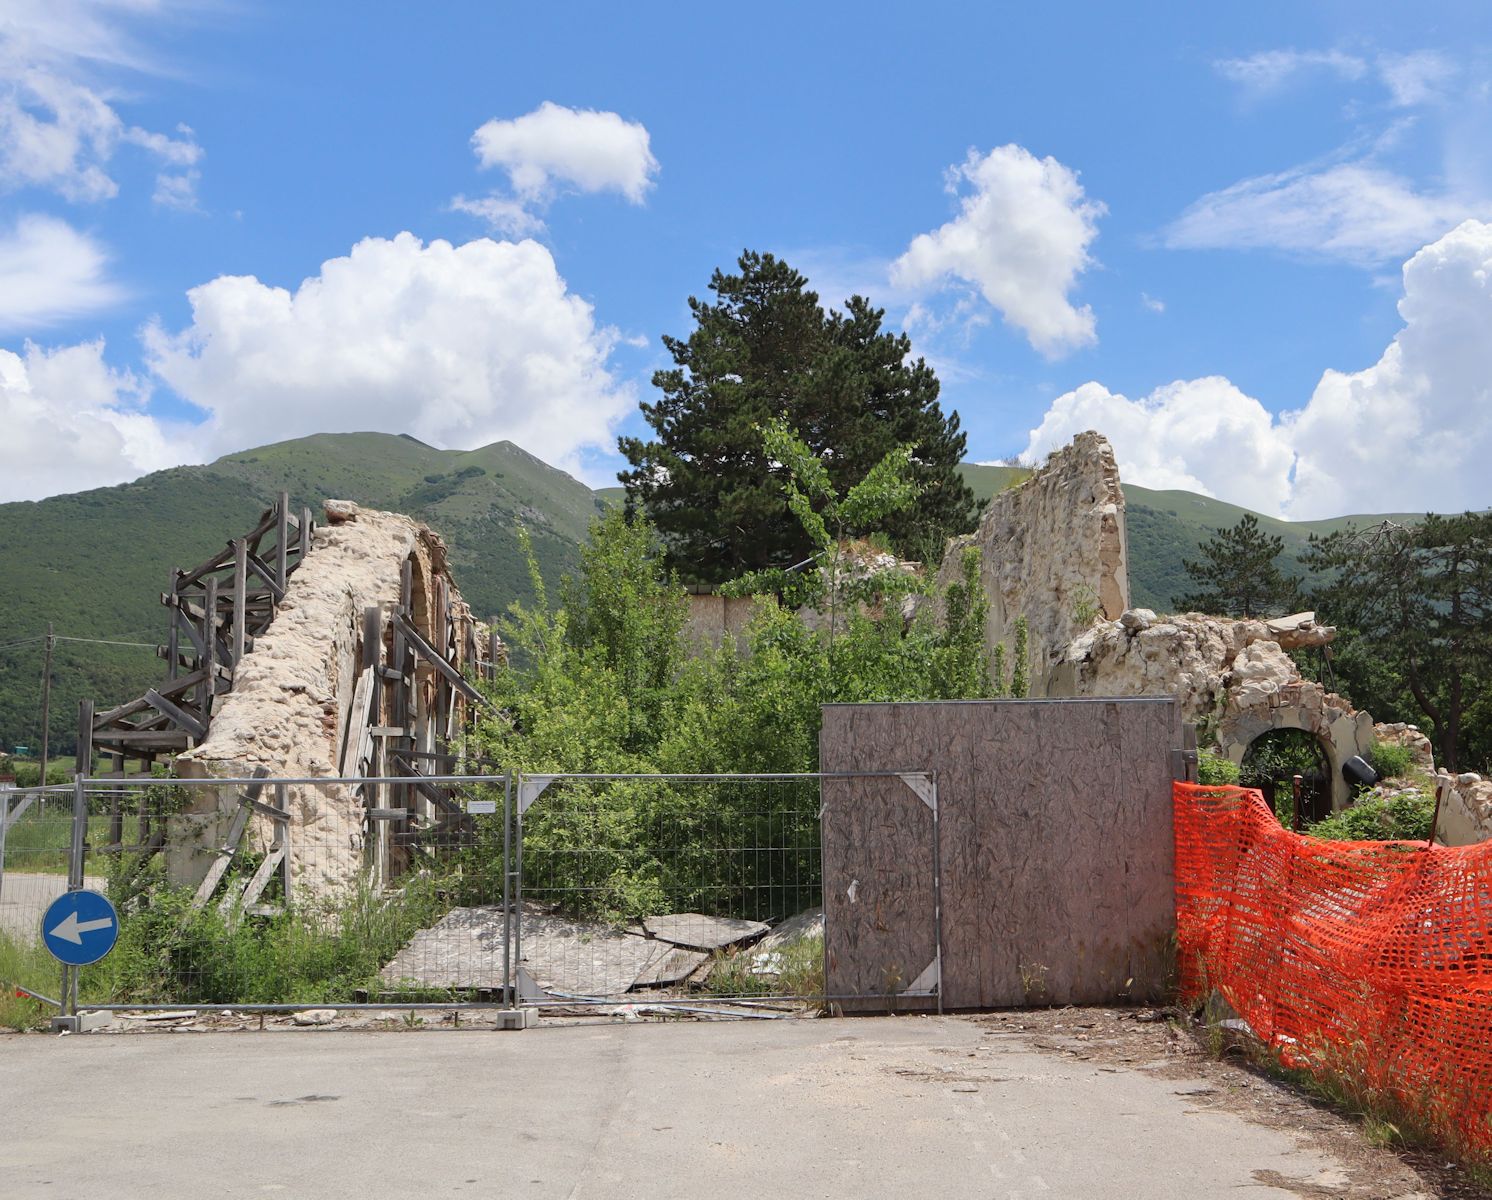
[0,872,103,942]
[0,1014,1394,1200]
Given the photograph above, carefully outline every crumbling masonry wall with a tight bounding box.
[936,431,1128,695]
[170,505,483,898]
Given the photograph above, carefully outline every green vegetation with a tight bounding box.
[1305,513,1492,773]
[480,472,995,917]
[1179,513,1301,618]
[705,934,825,1002]
[1367,742,1415,779]
[619,250,979,579]
[1196,749,1240,786]
[0,432,602,757]
[1306,793,1435,842]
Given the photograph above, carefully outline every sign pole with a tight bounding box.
[59,774,87,1023]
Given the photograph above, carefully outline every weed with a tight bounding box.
[706,933,824,1006]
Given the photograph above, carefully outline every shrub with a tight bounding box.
[1307,791,1435,842]
[1197,750,1241,787]
[1368,742,1416,780]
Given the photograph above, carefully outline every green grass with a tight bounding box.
[705,933,825,1004]
[3,813,141,872]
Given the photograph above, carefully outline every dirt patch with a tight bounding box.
[976,1007,1490,1200]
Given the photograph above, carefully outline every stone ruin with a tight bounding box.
[943,432,1490,844]
[166,502,493,900]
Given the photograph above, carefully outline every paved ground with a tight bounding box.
[0,1014,1446,1200]
[0,872,103,941]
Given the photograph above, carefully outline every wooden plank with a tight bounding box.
[192,804,251,907]
[93,730,193,750]
[274,492,289,590]
[232,539,248,666]
[299,507,313,560]
[236,845,286,911]
[394,614,492,710]
[144,689,209,740]
[337,667,375,776]
[243,549,286,602]
[190,770,270,908]
[362,606,382,670]
[203,575,218,704]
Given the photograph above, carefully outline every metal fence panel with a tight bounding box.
[515,774,825,1008]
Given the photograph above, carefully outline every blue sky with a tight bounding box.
[3,1,1491,518]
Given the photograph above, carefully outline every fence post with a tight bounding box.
[502,769,513,1008]
[57,772,89,1018]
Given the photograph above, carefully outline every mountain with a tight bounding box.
[0,432,1428,758]
[0,433,605,757]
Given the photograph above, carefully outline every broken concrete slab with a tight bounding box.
[642,913,770,951]
[379,904,509,991]
[630,945,710,990]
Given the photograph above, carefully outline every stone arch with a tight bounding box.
[1217,683,1375,814]
[1239,727,1334,823]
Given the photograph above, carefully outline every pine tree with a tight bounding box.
[617,251,979,583]
[1179,514,1301,618]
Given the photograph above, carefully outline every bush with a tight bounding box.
[1368,742,1416,780]
[1307,791,1435,842]
[1197,750,1240,786]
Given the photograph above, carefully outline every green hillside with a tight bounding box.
[0,433,605,757]
[0,430,1432,761]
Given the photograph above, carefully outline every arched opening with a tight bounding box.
[1241,729,1333,827]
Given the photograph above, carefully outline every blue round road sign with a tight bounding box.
[41,889,119,966]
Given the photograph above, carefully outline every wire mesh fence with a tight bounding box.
[515,775,824,1007]
[1,769,925,1018]
[1,786,81,1005]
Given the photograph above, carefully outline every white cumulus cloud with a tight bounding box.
[0,339,182,501]
[891,144,1105,358]
[456,101,658,234]
[144,232,635,480]
[0,212,125,328]
[1025,220,1492,519]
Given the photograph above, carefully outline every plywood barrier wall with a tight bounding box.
[820,698,1181,1010]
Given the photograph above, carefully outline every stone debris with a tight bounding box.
[291,1009,337,1026]
[642,913,770,951]
[322,499,360,524]
[380,906,771,998]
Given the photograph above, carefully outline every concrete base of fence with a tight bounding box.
[494,1008,537,1031]
[50,1010,112,1034]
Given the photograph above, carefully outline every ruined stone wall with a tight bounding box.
[1049,607,1373,812]
[171,504,481,898]
[937,431,1127,695]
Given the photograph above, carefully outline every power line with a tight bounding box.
[54,636,158,649]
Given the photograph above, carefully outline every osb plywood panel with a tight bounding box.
[820,699,1178,1009]
[819,769,939,1012]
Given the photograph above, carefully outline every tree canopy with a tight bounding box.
[617,251,979,583]
[1305,513,1492,772]
[1179,513,1301,618]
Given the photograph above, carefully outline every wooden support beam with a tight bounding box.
[243,549,286,602]
[77,699,94,776]
[299,507,313,560]
[394,613,492,710]
[203,575,218,709]
[143,689,209,740]
[235,845,286,912]
[190,770,270,908]
[232,539,248,666]
[92,730,192,750]
[275,492,289,590]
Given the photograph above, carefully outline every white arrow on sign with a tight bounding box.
[48,911,114,945]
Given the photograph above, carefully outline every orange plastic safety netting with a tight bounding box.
[1173,782,1492,1157]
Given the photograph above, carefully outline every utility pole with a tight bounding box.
[39,623,54,785]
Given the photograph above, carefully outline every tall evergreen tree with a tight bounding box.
[1305,514,1492,772]
[617,251,979,582]
[1179,513,1301,618]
